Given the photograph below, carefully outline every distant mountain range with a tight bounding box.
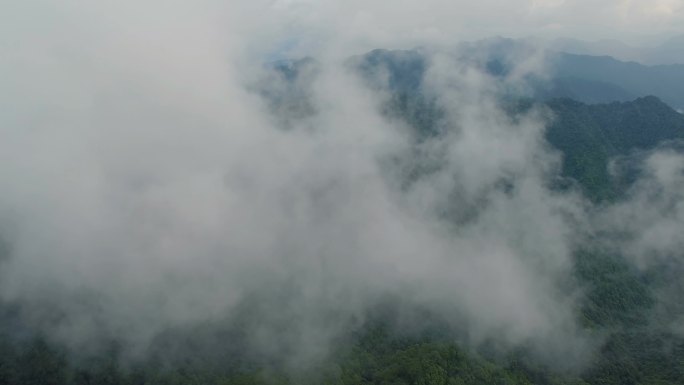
[549,35,684,66]
[350,38,684,110]
[548,51,684,110]
[4,37,684,385]
[268,44,684,202]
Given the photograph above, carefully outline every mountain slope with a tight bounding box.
[545,96,684,200]
[551,52,684,110]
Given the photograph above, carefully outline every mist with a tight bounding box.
[1,0,683,378]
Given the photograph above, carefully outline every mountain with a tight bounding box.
[350,40,684,110]
[549,37,642,61]
[349,47,684,202]
[550,52,684,110]
[4,45,684,385]
[652,34,684,64]
[260,56,684,383]
[267,49,684,202]
[545,96,684,200]
[533,76,635,104]
[550,35,684,66]
[351,49,427,93]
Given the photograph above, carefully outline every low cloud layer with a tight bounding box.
[1,0,682,374]
[599,149,684,268]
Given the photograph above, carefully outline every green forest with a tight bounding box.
[3,91,684,384]
[3,44,684,384]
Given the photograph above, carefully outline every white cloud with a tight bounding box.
[3,0,682,370]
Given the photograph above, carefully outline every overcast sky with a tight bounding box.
[264,0,684,56]
[5,1,683,61]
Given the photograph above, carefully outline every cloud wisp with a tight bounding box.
[5,0,683,373]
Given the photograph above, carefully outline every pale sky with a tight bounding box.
[4,1,683,61]
[265,0,684,55]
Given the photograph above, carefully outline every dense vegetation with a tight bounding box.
[2,48,684,384]
[545,96,684,201]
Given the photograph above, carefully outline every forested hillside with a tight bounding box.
[2,45,684,385]
[545,96,684,200]
[352,42,684,109]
